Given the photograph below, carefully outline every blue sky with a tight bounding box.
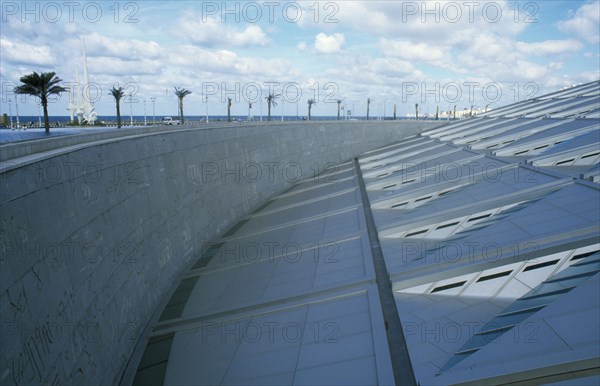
[1,1,599,118]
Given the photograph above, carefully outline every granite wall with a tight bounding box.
[0,120,442,385]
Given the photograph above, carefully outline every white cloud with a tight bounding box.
[575,69,600,82]
[460,32,511,60]
[168,45,294,79]
[301,1,528,42]
[515,40,583,56]
[558,1,600,44]
[2,18,76,43]
[297,41,308,51]
[370,58,418,77]
[380,39,446,62]
[548,61,564,70]
[87,57,163,76]
[446,33,559,82]
[170,47,237,71]
[314,33,345,53]
[322,55,424,91]
[0,38,57,67]
[176,16,269,47]
[84,33,163,60]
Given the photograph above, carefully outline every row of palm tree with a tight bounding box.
[12,70,385,133]
[12,71,195,131]
[108,86,194,128]
[264,93,321,121]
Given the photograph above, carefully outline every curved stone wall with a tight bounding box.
[0,120,441,385]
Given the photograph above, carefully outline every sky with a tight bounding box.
[1,0,599,119]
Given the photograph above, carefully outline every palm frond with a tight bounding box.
[14,71,67,132]
[14,84,39,96]
[15,71,67,98]
[110,86,125,100]
[174,87,192,98]
[266,93,280,107]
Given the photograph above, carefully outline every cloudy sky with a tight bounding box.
[1,0,599,118]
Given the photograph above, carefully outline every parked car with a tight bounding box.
[162,117,180,125]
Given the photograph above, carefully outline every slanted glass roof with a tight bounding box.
[124,81,599,386]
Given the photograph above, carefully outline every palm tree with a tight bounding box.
[227,97,232,122]
[174,87,192,124]
[308,99,316,121]
[366,98,372,120]
[14,71,67,133]
[265,93,280,121]
[110,86,125,128]
[337,99,342,120]
[415,103,419,120]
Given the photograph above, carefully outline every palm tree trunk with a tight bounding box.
[116,101,121,128]
[179,98,184,124]
[337,104,340,120]
[42,97,50,133]
[308,106,312,121]
[268,103,271,121]
[367,105,370,120]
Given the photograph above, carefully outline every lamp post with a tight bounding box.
[151,97,156,125]
[383,98,387,120]
[281,95,284,122]
[143,98,147,126]
[7,98,13,129]
[15,92,20,130]
[129,93,133,126]
[205,95,209,123]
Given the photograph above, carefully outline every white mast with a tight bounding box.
[81,39,97,124]
[76,67,83,125]
[67,68,77,123]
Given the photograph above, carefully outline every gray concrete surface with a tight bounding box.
[0,120,442,385]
